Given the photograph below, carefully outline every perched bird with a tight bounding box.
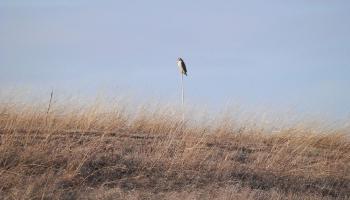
[177,58,188,76]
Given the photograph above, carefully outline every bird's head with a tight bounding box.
[177,57,183,62]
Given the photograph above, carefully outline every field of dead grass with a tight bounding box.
[0,97,349,199]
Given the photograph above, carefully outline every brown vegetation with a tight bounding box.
[0,99,349,199]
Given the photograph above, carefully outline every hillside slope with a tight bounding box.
[0,101,349,199]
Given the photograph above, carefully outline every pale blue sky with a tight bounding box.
[0,0,350,119]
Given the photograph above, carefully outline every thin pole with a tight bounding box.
[181,73,185,122]
[46,89,54,125]
[181,73,184,107]
[47,89,54,115]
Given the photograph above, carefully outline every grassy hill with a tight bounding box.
[0,99,349,199]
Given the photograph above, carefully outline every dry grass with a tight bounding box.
[0,97,349,200]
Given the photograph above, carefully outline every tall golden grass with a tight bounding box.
[0,96,349,199]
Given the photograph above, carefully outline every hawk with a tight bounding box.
[177,57,188,76]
